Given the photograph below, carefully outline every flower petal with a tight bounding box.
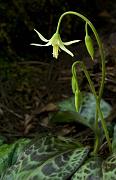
[34,29,49,42]
[30,42,51,47]
[60,43,74,57]
[63,40,81,46]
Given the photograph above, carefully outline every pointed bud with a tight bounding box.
[75,89,82,112]
[71,75,78,94]
[85,34,94,60]
[72,65,79,94]
[85,23,94,60]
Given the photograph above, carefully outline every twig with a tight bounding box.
[0,103,23,119]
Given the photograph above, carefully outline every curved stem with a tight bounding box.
[80,62,112,153]
[56,11,106,153]
[72,61,79,91]
[72,61,112,153]
[85,22,88,36]
[57,11,105,100]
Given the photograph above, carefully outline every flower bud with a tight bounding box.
[71,75,77,94]
[75,89,81,112]
[85,34,94,60]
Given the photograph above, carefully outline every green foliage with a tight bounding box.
[0,97,114,179]
[0,143,15,175]
[102,153,116,180]
[72,153,116,180]
[50,92,112,131]
[0,1,115,179]
[0,139,30,177]
[0,133,115,179]
[72,157,102,179]
[1,136,89,180]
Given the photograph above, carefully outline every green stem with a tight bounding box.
[80,62,112,153]
[57,11,105,99]
[56,11,107,153]
[72,61,112,152]
[93,110,100,153]
[85,22,88,36]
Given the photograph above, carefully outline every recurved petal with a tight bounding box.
[30,42,51,47]
[34,29,49,42]
[60,43,74,57]
[63,40,81,46]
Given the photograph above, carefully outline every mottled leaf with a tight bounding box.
[72,156,102,180]
[11,138,31,164]
[0,138,31,178]
[102,153,116,180]
[52,92,112,130]
[0,143,16,175]
[2,136,89,180]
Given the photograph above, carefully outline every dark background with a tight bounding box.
[0,0,116,61]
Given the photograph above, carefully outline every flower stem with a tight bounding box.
[73,61,112,152]
[57,11,105,99]
[56,11,109,153]
[81,62,112,153]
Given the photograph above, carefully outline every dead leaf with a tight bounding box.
[39,103,58,114]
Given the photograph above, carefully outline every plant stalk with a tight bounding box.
[81,62,112,153]
[56,11,109,153]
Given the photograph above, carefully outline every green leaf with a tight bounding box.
[72,153,116,180]
[0,138,30,178]
[51,92,112,130]
[57,95,76,112]
[102,153,116,180]
[50,111,92,129]
[11,138,31,164]
[71,156,102,180]
[0,143,16,175]
[2,136,89,180]
[1,134,116,179]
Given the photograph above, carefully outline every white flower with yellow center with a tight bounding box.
[31,29,81,59]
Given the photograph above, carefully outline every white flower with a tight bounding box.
[31,29,81,59]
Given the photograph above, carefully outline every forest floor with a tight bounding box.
[0,11,116,146]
